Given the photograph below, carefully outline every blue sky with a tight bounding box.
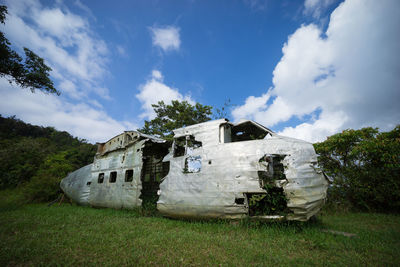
[0,0,399,142]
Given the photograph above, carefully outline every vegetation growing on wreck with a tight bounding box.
[248,155,289,216]
[247,187,288,216]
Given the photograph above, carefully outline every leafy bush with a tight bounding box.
[22,151,76,202]
[314,126,400,212]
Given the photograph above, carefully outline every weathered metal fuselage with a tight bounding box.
[60,119,328,221]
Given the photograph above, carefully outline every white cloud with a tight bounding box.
[232,0,400,142]
[151,70,163,80]
[1,0,109,100]
[150,26,181,52]
[136,70,194,119]
[0,79,137,143]
[59,79,83,100]
[304,0,336,18]
[232,92,271,120]
[34,8,86,41]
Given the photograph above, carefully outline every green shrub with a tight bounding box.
[314,125,400,212]
[23,151,75,202]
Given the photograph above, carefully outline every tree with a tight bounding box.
[139,100,213,141]
[0,5,59,95]
[314,126,400,212]
[23,151,76,202]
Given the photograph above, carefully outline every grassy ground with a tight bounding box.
[0,197,399,266]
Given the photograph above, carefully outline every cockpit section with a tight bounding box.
[219,120,274,143]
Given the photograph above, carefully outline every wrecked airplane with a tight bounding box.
[60,119,329,221]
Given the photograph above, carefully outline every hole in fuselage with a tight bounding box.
[246,154,289,216]
[235,198,245,205]
[139,142,170,212]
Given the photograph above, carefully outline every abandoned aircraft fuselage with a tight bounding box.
[60,119,329,221]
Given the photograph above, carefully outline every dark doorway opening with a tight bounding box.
[140,142,170,212]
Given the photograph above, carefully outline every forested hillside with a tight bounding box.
[0,115,96,201]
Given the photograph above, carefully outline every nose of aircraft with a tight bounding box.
[60,164,92,206]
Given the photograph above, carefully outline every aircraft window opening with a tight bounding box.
[125,169,134,182]
[173,135,202,157]
[183,156,202,173]
[231,122,270,142]
[173,137,186,157]
[235,197,245,205]
[109,171,117,183]
[98,173,104,183]
[258,154,286,186]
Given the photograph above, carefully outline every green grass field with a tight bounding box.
[0,199,399,266]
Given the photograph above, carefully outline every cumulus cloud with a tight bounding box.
[0,80,137,142]
[150,26,181,52]
[232,0,400,142]
[1,0,109,100]
[136,70,194,119]
[232,92,271,120]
